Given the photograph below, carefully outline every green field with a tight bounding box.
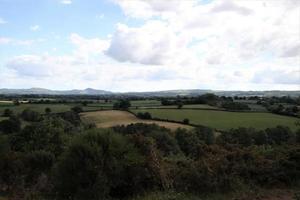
[0,117,8,121]
[81,110,192,131]
[0,103,104,116]
[132,109,299,131]
[130,100,162,107]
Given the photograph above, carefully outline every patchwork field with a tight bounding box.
[80,110,192,130]
[130,100,162,107]
[132,109,299,131]
[0,103,108,117]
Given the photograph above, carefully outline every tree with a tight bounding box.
[266,126,294,145]
[113,99,131,110]
[62,111,81,126]
[11,118,68,155]
[21,109,41,122]
[177,103,183,109]
[54,129,145,199]
[0,116,21,134]
[137,112,152,119]
[13,100,20,106]
[183,118,189,124]
[194,127,215,145]
[45,107,52,114]
[3,109,13,117]
[71,106,83,113]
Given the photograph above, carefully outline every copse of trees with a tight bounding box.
[0,116,21,134]
[21,109,42,122]
[71,106,83,113]
[136,112,152,119]
[221,101,251,111]
[2,108,13,117]
[113,99,131,110]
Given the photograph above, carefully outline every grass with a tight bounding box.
[130,100,162,107]
[0,117,8,121]
[132,109,299,131]
[0,103,106,116]
[0,104,73,114]
[80,110,192,131]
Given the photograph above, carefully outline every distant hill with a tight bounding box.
[0,88,112,95]
[0,88,299,97]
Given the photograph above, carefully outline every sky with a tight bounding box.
[0,0,299,92]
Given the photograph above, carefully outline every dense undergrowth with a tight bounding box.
[0,109,299,199]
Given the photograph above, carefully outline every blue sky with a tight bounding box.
[0,0,299,91]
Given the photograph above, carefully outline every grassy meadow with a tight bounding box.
[0,103,111,116]
[132,108,299,131]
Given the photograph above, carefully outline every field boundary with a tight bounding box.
[130,107,274,114]
[126,110,203,129]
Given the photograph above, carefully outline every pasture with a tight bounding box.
[80,110,192,131]
[132,109,299,131]
[130,100,162,107]
[0,103,107,117]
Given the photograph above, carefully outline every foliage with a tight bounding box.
[137,112,152,119]
[0,116,21,134]
[221,101,250,111]
[2,109,13,117]
[71,106,83,113]
[113,99,131,110]
[54,129,147,199]
[21,109,42,122]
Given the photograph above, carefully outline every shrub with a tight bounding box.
[137,112,152,119]
[0,116,21,134]
[71,106,83,113]
[3,108,13,117]
[54,129,147,199]
[21,109,41,122]
[183,118,189,124]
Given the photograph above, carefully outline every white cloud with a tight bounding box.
[2,0,300,91]
[30,25,40,31]
[0,37,45,46]
[211,0,253,15]
[6,55,55,77]
[0,17,7,24]
[113,0,197,19]
[106,21,189,65]
[253,69,300,85]
[96,14,105,19]
[61,0,72,5]
[0,37,12,44]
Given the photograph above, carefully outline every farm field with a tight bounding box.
[132,109,299,131]
[0,103,105,117]
[130,100,162,107]
[130,104,221,109]
[80,110,192,131]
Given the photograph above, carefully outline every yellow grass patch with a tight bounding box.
[80,110,192,131]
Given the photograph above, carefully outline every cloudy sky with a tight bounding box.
[0,0,299,92]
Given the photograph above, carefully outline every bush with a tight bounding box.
[113,99,131,110]
[3,108,13,117]
[137,112,152,119]
[221,101,250,111]
[183,118,189,124]
[0,116,21,134]
[71,106,83,113]
[45,107,51,114]
[54,129,147,199]
[21,109,41,122]
[266,126,294,145]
